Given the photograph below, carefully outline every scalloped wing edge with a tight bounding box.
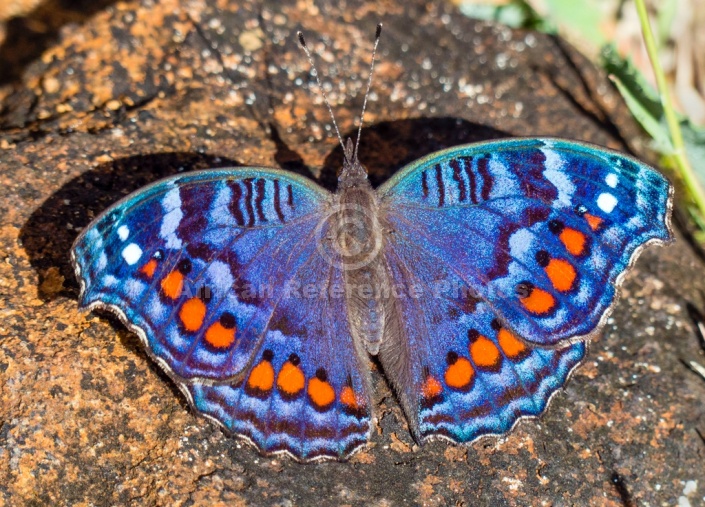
[419,341,589,447]
[71,247,374,463]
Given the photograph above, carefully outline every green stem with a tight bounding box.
[634,0,705,215]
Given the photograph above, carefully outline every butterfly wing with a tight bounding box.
[72,168,372,461]
[380,233,586,442]
[186,251,372,461]
[378,138,673,347]
[376,138,671,442]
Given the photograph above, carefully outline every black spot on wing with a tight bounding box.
[464,157,478,204]
[287,184,294,209]
[477,155,494,201]
[421,170,429,199]
[243,178,255,227]
[450,159,467,202]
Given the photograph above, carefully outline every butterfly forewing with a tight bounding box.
[378,138,673,347]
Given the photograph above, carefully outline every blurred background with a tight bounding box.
[2,0,703,119]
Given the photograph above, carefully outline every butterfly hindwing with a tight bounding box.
[379,230,586,442]
[187,252,372,461]
[378,138,673,347]
[72,168,373,461]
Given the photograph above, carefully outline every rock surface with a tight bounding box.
[1,0,704,505]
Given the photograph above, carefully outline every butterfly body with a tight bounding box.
[72,137,672,461]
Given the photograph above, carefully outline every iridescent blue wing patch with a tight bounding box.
[379,229,586,442]
[378,138,673,348]
[72,168,372,461]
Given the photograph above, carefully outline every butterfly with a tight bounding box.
[71,26,673,462]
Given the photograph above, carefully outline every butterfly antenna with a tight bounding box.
[354,23,382,162]
[297,31,347,157]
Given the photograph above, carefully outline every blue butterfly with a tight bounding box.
[71,28,673,462]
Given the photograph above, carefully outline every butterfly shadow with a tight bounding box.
[320,117,510,190]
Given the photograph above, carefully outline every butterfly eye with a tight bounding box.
[288,353,301,366]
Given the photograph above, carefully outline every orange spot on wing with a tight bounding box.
[179,297,206,332]
[140,259,157,279]
[444,357,474,389]
[308,377,335,408]
[204,322,236,349]
[584,213,603,231]
[469,336,501,369]
[422,375,443,398]
[340,386,359,408]
[544,258,577,292]
[276,361,305,395]
[160,270,183,299]
[248,360,274,392]
[559,227,586,256]
[498,329,527,359]
[520,286,556,315]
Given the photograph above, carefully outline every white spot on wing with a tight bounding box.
[597,193,618,213]
[160,186,183,249]
[211,184,234,227]
[605,173,618,188]
[96,252,107,271]
[207,260,234,293]
[541,147,574,207]
[122,243,143,265]
[104,275,119,287]
[508,228,533,256]
[117,225,129,241]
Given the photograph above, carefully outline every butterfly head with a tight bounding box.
[339,137,369,188]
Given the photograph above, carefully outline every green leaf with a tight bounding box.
[601,43,705,206]
[457,0,553,31]
[543,0,606,46]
